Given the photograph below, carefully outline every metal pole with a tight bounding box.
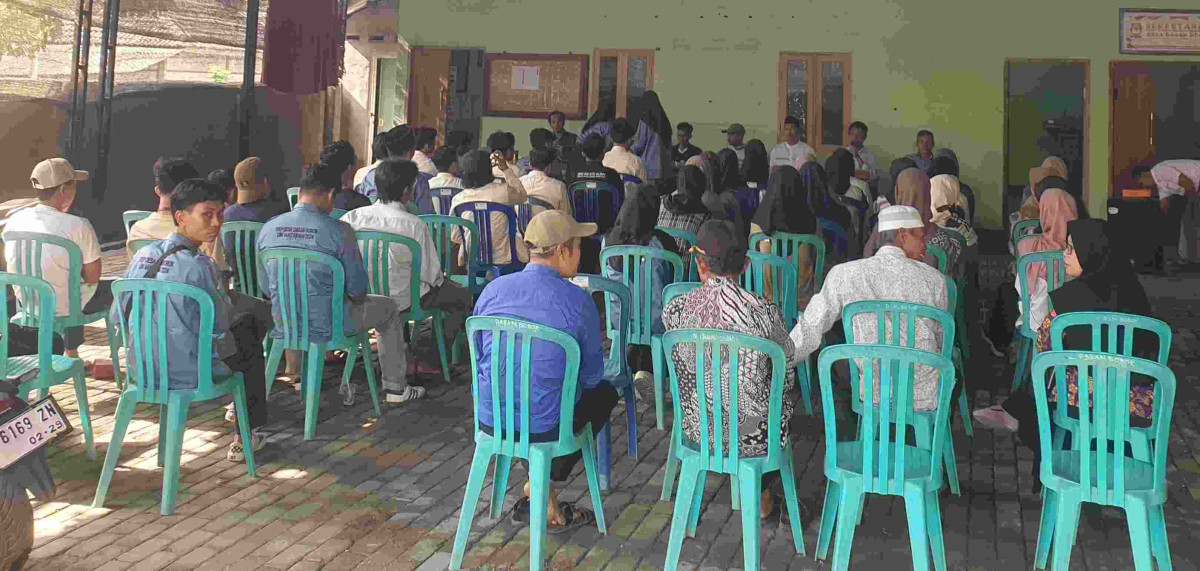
[93,0,119,202]
[238,0,261,161]
[66,0,94,161]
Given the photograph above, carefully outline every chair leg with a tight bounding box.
[902,489,931,571]
[816,479,843,560]
[104,316,123,389]
[450,445,494,570]
[433,315,451,383]
[527,451,552,571]
[943,428,961,497]
[730,475,741,511]
[957,388,973,438]
[797,360,814,416]
[1050,495,1082,571]
[232,382,257,477]
[579,428,607,534]
[924,490,947,571]
[157,404,167,468]
[1011,336,1032,392]
[91,392,137,509]
[360,337,381,416]
[660,432,679,501]
[597,423,612,492]
[1150,503,1173,571]
[1125,499,1155,571]
[160,393,191,516]
[664,460,702,571]
[831,482,864,571]
[737,468,764,571]
[780,453,806,555]
[489,455,511,520]
[622,384,638,459]
[686,469,706,537]
[263,342,284,399]
[651,335,665,431]
[303,347,323,440]
[1034,488,1057,570]
[71,371,95,461]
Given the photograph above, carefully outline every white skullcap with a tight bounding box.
[877,205,924,232]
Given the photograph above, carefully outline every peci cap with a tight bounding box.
[524,210,597,253]
[30,158,88,190]
[877,205,924,232]
[721,123,746,136]
[694,219,748,269]
[234,157,262,189]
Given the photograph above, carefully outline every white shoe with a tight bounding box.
[228,430,266,462]
[338,382,356,406]
[224,403,236,423]
[385,385,426,403]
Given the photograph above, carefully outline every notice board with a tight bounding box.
[484,53,589,119]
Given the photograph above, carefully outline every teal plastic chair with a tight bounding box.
[287,187,300,209]
[661,329,805,571]
[741,252,797,329]
[122,210,151,237]
[127,239,157,255]
[841,299,962,496]
[749,231,826,293]
[355,231,450,383]
[927,244,947,274]
[1013,250,1066,391]
[259,248,381,439]
[5,231,122,387]
[943,277,972,438]
[1047,312,1172,463]
[599,245,684,431]
[663,282,701,304]
[1030,351,1175,571]
[422,214,486,298]
[0,274,93,460]
[220,221,266,298]
[330,208,347,220]
[93,278,257,515]
[815,344,955,571]
[655,227,698,279]
[1012,218,1041,249]
[569,274,638,491]
[449,316,607,571]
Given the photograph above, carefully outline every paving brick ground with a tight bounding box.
[22,250,1200,570]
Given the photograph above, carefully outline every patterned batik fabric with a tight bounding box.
[1037,311,1155,420]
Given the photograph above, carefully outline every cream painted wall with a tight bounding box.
[398,0,1200,227]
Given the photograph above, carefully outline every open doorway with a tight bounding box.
[1110,61,1200,194]
[1003,59,1089,222]
[406,47,485,148]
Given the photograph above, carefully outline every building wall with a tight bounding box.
[397,0,1199,227]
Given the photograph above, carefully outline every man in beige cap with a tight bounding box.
[471,209,618,533]
[3,157,106,359]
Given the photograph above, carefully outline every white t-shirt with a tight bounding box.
[3,204,101,316]
[1151,159,1200,199]
[770,140,817,171]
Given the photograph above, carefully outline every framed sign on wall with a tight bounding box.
[1120,8,1200,55]
[484,53,589,119]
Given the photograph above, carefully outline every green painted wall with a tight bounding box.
[398,0,1200,227]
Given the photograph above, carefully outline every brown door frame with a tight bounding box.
[1002,58,1091,210]
[776,52,853,154]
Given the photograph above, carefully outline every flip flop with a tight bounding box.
[510,496,530,525]
[546,502,596,535]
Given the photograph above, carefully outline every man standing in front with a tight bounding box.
[723,122,747,167]
[548,110,577,149]
[770,115,816,172]
[474,209,617,533]
[258,166,425,404]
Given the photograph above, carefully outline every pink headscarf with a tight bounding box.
[1018,188,1078,290]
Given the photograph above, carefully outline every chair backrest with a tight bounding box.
[664,281,702,305]
[598,245,684,344]
[1012,218,1041,247]
[0,274,56,382]
[4,231,84,319]
[816,218,849,258]
[1015,233,1042,252]
[355,230,420,301]
[656,227,698,278]
[567,181,621,225]
[749,231,827,292]
[662,328,789,471]
[741,252,797,329]
[122,210,152,236]
[466,315,583,456]
[127,239,157,256]
[732,188,761,223]
[220,221,265,298]
[1048,311,1172,365]
[451,201,521,267]
[1016,249,1066,336]
[257,248,347,350]
[330,209,347,220]
[421,214,481,285]
[1031,351,1174,506]
[430,186,462,215]
[842,300,955,358]
[515,196,555,235]
[569,274,631,382]
[111,278,219,401]
[287,187,300,209]
[927,244,947,274]
[818,344,955,493]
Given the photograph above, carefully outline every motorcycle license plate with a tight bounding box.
[0,397,72,469]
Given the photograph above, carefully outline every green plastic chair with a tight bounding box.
[815,344,955,571]
[599,245,684,431]
[0,274,93,459]
[127,239,157,255]
[421,214,485,298]
[663,282,701,304]
[943,278,972,438]
[1030,351,1175,571]
[330,208,347,220]
[259,248,381,439]
[355,231,450,383]
[749,231,826,293]
[287,187,300,209]
[93,278,257,515]
[841,299,962,496]
[927,244,947,274]
[656,227,698,279]
[661,329,805,571]
[741,252,797,329]
[220,221,266,299]
[4,231,122,387]
[1013,250,1066,391]
[450,316,607,571]
[122,210,152,237]
[1012,218,1041,249]
[1046,312,1171,463]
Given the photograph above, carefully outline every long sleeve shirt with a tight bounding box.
[449,166,529,266]
[341,201,443,311]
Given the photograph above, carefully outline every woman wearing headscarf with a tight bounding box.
[657,165,711,252]
[751,165,819,304]
[716,148,744,192]
[741,139,771,193]
[601,184,678,387]
[932,148,975,225]
[581,99,616,138]
[976,220,1157,481]
[627,91,673,181]
[1015,188,1078,332]
[824,149,867,250]
[864,168,965,278]
[699,151,740,228]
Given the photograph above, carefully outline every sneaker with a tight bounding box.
[224,403,236,423]
[338,382,356,406]
[227,430,266,462]
[972,405,1018,432]
[385,385,427,403]
[632,371,653,402]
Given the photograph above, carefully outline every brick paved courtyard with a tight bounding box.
[22,250,1200,570]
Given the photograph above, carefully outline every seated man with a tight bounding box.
[342,159,474,376]
[473,209,617,532]
[603,118,647,181]
[487,131,525,178]
[5,158,109,360]
[518,128,570,182]
[520,147,572,217]
[320,141,372,212]
[258,166,425,403]
[358,126,433,212]
[117,179,272,461]
[129,157,226,269]
[569,134,625,233]
[664,219,797,520]
[224,156,290,223]
[789,205,949,410]
[449,149,530,267]
[206,168,237,205]
[427,146,464,192]
[411,127,439,176]
[353,132,388,190]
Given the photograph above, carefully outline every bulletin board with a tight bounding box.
[484,53,589,119]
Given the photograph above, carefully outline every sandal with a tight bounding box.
[510,496,530,525]
[547,503,596,535]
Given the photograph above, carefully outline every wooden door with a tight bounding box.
[1111,62,1155,194]
[408,47,452,136]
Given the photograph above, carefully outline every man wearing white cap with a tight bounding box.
[788,205,949,411]
[3,158,106,359]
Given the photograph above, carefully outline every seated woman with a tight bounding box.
[750,165,819,307]
[740,139,771,195]
[657,165,710,255]
[1015,187,1078,334]
[975,220,1158,457]
[865,168,965,278]
[662,220,798,521]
